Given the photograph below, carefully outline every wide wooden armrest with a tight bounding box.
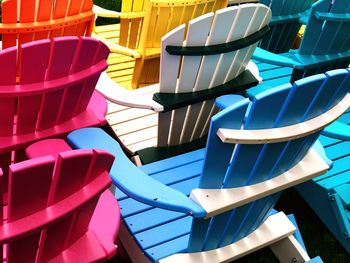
[96,72,164,111]
[190,149,329,219]
[93,5,145,19]
[92,33,142,58]
[270,9,311,25]
[322,120,350,141]
[252,47,300,68]
[67,128,206,218]
[217,93,350,144]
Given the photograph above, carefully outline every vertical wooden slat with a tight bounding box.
[16,40,50,135]
[35,0,53,40]
[51,0,70,37]
[2,0,18,49]
[48,150,93,204]
[37,37,79,130]
[8,156,54,221]
[18,0,37,46]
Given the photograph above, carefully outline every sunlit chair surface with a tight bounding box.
[0,138,119,262]
[258,0,314,53]
[0,0,94,50]
[98,4,271,163]
[297,68,350,254]
[67,68,350,262]
[93,0,228,89]
[252,0,350,88]
[0,36,109,175]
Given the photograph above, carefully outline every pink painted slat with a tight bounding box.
[2,0,18,49]
[49,150,93,204]
[56,83,84,124]
[84,149,114,184]
[66,197,99,248]
[16,40,51,134]
[0,48,17,137]
[8,156,55,221]
[36,89,65,131]
[71,37,101,73]
[38,214,76,262]
[37,38,79,130]
[46,37,79,80]
[0,170,3,224]
[19,40,51,83]
[7,232,41,263]
[35,0,54,40]
[74,75,100,115]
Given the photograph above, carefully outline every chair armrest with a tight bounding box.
[92,33,142,58]
[322,121,350,141]
[252,47,300,68]
[93,5,145,19]
[67,128,206,218]
[96,72,164,111]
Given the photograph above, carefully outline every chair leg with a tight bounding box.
[269,235,311,263]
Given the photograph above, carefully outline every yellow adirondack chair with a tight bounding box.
[93,0,228,89]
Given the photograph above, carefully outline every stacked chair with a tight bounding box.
[98,4,271,163]
[92,0,228,89]
[66,67,350,262]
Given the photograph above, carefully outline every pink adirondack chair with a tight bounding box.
[0,36,109,177]
[0,138,120,262]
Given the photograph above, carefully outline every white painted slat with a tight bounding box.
[232,5,272,79]
[113,113,158,136]
[180,103,203,144]
[120,126,158,146]
[157,111,172,147]
[194,8,238,91]
[159,25,185,93]
[191,100,215,141]
[171,13,214,146]
[178,13,214,93]
[107,107,154,126]
[128,137,158,153]
[225,4,260,82]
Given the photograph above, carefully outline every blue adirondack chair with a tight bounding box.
[67,68,350,262]
[252,0,350,85]
[296,69,350,254]
[259,0,314,53]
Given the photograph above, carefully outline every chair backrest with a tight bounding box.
[155,4,271,148]
[187,68,350,252]
[259,0,314,53]
[119,0,147,49]
[0,148,114,262]
[0,36,109,138]
[299,0,350,56]
[1,0,94,50]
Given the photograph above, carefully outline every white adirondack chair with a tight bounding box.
[98,4,271,163]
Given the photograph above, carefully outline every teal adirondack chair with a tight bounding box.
[259,0,314,53]
[67,69,350,262]
[297,68,350,254]
[252,0,350,85]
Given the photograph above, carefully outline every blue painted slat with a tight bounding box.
[124,208,187,234]
[246,75,292,98]
[314,155,350,182]
[134,216,192,250]
[199,99,249,189]
[201,211,233,251]
[327,69,350,110]
[318,135,340,147]
[140,148,205,175]
[259,65,293,81]
[187,217,210,252]
[299,0,334,55]
[318,170,350,190]
[324,141,350,160]
[276,74,326,126]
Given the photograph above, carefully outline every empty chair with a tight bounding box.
[0,138,120,262]
[98,4,271,164]
[93,0,228,89]
[67,68,350,262]
[0,0,94,50]
[252,0,350,86]
[258,0,314,53]
[0,36,109,176]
